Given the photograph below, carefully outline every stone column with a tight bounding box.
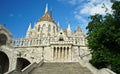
[52,46,54,61]
[65,47,67,60]
[67,47,69,59]
[57,47,59,60]
[58,47,60,61]
[69,46,72,61]
[54,47,56,61]
[63,47,65,60]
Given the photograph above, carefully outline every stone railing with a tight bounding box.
[12,37,87,47]
[50,41,73,45]
[78,57,116,74]
[21,62,37,74]
[12,38,49,47]
[12,38,41,47]
[5,58,44,74]
[98,68,116,74]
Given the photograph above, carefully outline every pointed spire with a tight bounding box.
[45,3,48,13]
[28,23,31,31]
[67,23,71,31]
[57,21,60,27]
[76,26,82,32]
[26,23,32,38]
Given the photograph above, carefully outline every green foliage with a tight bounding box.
[86,1,120,74]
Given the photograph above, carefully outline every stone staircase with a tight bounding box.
[30,62,93,74]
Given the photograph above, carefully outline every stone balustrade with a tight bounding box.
[12,38,43,47]
[12,37,86,47]
[50,41,73,44]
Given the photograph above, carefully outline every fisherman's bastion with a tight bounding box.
[0,4,116,74]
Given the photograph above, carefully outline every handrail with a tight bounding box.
[105,68,116,74]
[22,58,44,74]
[21,62,37,74]
[78,57,116,74]
[5,58,44,74]
[99,68,116,74]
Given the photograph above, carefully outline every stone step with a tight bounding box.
[30,62,93,74]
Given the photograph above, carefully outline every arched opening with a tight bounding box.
[59,37,64,41]
[0,51,9,74]
[0,34,7,46]
[16,58,30,71]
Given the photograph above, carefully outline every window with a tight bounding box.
[38,25,40,32]
[60,32,62,34]
[59,37,64,41]
[48,24,51,32]
[53,26,55,33]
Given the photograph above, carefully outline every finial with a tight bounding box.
[45,3,48,13]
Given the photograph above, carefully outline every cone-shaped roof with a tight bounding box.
[39,12,55,22]
[38,4,55,23]
[76,26,82,32]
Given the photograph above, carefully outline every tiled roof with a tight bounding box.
[39,12,55,23]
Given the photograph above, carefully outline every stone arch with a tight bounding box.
[59,37,64,41]
[0,51,9,74]
[16,58,31,71]
[0,34,7,45]
[0,25,12,45]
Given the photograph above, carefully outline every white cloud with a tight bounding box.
[58,0,84,5]
[80,0,113,15]
[58,0,113,32]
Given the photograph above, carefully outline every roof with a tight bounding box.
[38,12,55,23]
[76,26,82,32]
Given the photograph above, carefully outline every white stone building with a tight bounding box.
[0,4,116,74]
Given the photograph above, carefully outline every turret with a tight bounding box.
[67,23,71,36]
[26,23,32,38]
[76,26,82,33]
[57,21,61,32]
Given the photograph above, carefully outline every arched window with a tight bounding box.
[48,24,51,32]
[43,24,46,32]
[53,26,55,33]
[38,25,40,32]
[59,37,64,41]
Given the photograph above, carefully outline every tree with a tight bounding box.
[86,1,120,73]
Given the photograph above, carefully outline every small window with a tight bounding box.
[53,26,55,33]
[48,24,51,32]
[59,37,64,41]
[38,25,40,32]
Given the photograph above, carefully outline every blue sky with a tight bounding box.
[0,0,113,38]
